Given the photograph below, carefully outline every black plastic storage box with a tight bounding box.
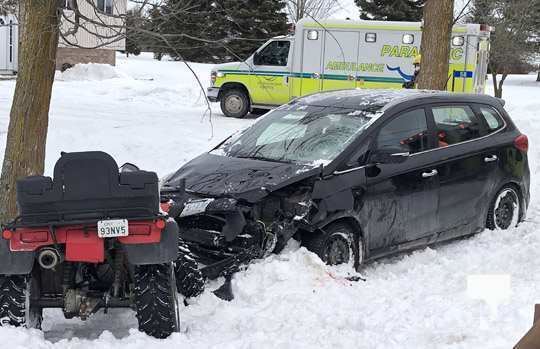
[16,151,160,224]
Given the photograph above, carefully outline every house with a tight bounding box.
[0,0,126,75]
[57,0,127,70]
[0,14,18,75]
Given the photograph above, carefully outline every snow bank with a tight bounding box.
[55,63,127,81]
[0,55,539,348]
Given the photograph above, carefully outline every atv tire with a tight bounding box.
[0,274,42,329]
[174,250,205,298]
[134,263,179,339]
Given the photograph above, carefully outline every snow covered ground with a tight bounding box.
[0,53,539,348]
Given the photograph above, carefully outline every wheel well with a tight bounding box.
[218,83,250,103]
[496,181,525,220]
[322,217,366,266]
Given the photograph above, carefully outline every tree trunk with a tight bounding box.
[491,73,508,98]
[492,73,499,97]
[496,73,507,98]
[417,0,455,90]
[0,0,59,223]
[537,71,540,82]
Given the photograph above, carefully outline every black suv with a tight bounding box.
[161,89,529,271]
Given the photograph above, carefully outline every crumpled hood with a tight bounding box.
[162,153,321,202]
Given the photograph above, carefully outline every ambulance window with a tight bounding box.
[365,33,377,43]
[307,30,319,40]
[255,41,291,66]
[452,36,464,46]
[402,34,414,44]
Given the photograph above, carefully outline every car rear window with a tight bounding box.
[432,105,483,147]
[478,106,504,132]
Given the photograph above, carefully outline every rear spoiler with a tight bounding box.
[496,98,506,107]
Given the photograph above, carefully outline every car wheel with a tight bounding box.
[486,186,520,230]
[220,89,249,118]
[303,222,363,268]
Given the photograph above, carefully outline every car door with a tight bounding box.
[428,103,499,236]
[362,107,440,252]
[252,40,293,106]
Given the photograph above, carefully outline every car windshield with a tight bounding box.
[212,104,382,165]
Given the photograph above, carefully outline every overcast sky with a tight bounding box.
[331,0,471,20]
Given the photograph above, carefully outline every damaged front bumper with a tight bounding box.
[161,187,312,278]
[207,87,220,102]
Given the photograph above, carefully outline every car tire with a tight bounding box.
[133,263,179,339]
[174,244,205,298]
[220,89,250,118]
[302,222,364,268]
[486,186,521,230]
[0,274,42,329]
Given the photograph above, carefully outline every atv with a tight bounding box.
[0,151,180,339]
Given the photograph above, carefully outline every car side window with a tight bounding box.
[478,106,504,133]
[255,41,290,66]
[432,105,482,147]
[376,109,430,154]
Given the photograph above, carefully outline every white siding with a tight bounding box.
[0,15,18,73]
[59,0,126,51]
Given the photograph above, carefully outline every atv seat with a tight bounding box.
[16,151,160,224]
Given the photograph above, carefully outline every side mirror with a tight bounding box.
[253,52,261,65]
[370,150,409,164]
[120,162,140,173]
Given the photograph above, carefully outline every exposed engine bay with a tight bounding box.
[161,169,316,280]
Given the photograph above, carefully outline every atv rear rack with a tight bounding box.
[4,206,164,230]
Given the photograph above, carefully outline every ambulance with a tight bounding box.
[207,18,491,118]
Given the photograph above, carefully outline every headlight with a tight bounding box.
[210,71,225,86]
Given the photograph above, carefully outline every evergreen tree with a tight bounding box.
[216,0,289,61]
[125,10,143,56]
[355,0,426,21]
[157,0,288,63]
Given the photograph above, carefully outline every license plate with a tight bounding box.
[97,219,129,238]
[180,199,214,217]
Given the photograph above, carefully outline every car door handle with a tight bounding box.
[484,155,498,163]
[422,169,438,178]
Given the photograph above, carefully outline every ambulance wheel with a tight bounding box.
[221,89,249,118]
[0,274,42,329]
[134,263,179,339]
